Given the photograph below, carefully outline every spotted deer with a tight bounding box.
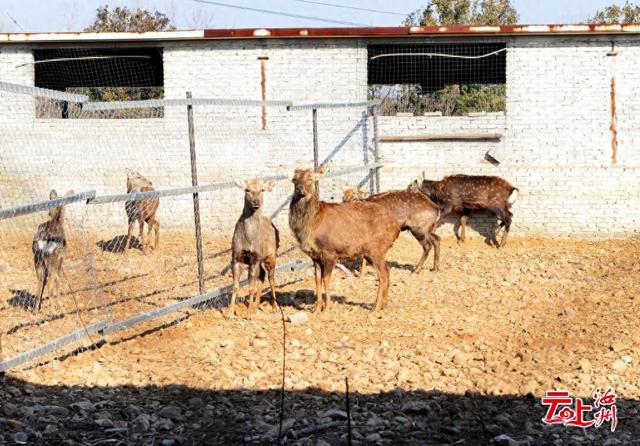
[413,172,518,247]
[343,186,441,275]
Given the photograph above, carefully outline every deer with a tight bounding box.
[343,186,441,275]
[289,168,400,312]
[125,169,160,254]
[228,178,279,317]
[32,189,74,313]
[412,171,519,248]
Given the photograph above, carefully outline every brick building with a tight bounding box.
[0,25,638,237]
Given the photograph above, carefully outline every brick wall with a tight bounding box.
[377,37,640,238]
[0,36,638,238]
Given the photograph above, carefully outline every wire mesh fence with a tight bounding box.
[0,81,381,371]
[368,43,507,116]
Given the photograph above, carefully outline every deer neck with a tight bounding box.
[289,191,320,247]
[51,206,65,224]
[241,203,262,220]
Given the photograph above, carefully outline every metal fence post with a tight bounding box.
[371,106,381,193]
[312,108,319,193]
[186,91,205,294]
[363,110,374,194]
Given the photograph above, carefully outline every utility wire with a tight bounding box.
[188,0,367,26]
[289,0,405,16]
[3,11,24,31]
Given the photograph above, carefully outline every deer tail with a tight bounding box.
[508,188,519,205]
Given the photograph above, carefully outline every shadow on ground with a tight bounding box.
[439,213,502,248]
[97,235,142,253]
[7,289,36,311]
[1,376,638,445]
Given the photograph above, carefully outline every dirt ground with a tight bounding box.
[1,233,640,445]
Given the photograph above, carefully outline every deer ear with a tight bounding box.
[265,181,274,192]
[317,165,328,177]
[49,189,58,200]
[234,179,246,190]
[421,170,426,180]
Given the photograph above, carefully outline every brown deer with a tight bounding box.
[343,187,441,274]
[413,171,518,248]
[341,187,369,203]
[125,169,160,254]
[228,178,279,317]
[289,169,400,312]
[32,189,74,313]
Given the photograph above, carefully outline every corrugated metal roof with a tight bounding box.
[1,24,640,43]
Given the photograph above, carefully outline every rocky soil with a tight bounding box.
[1,235,640,445]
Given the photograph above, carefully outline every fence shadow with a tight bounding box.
[1,376,637,445]
[7,289,37,311]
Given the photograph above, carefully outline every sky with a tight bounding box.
[0,0,633,32]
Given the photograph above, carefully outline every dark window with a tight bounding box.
[368,43,506,116]
[33,48,164,119]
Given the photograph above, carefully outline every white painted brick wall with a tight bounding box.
[0,36,639,238]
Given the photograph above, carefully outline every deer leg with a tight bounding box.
[153,218,160,250]
[369,255,390,311]
[321,257,337,312]
[313,261,324,313]
[430,233,441,272]
[256,264,268,311]
[146,220,153,250]
[34,265,46,313]
[264,257,279,312]
[498,210,513,248]
[357,257,367,278]
[459,213,469,243]
[410,227,431,275]
[53,269,62,302]
[226,261,242,318]
[126,220,135,252]
[139,219,147,254]
[247,262,261,315]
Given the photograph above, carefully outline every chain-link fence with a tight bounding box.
[0,81,381,372]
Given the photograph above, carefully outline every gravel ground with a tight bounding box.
[1,234,640,445]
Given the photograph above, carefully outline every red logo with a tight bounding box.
[541,388,618,432]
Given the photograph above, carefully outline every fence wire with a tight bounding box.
[0,85,380,371]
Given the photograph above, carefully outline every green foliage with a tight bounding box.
[373,84,505,116]
[590,1,640,24]
[404,0,518,26]
[387,1,516,115]
[79,5,172,115]
[84,5,175,32]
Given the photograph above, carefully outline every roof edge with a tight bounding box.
[1,24,640,44]
[203,24,640,39]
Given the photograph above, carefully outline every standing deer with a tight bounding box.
[413,171,518,247]
[289,169,399,312]
[125,169,160,253]
[32,189,74,313]
[229,178,279,317]
[343,187,441,275]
